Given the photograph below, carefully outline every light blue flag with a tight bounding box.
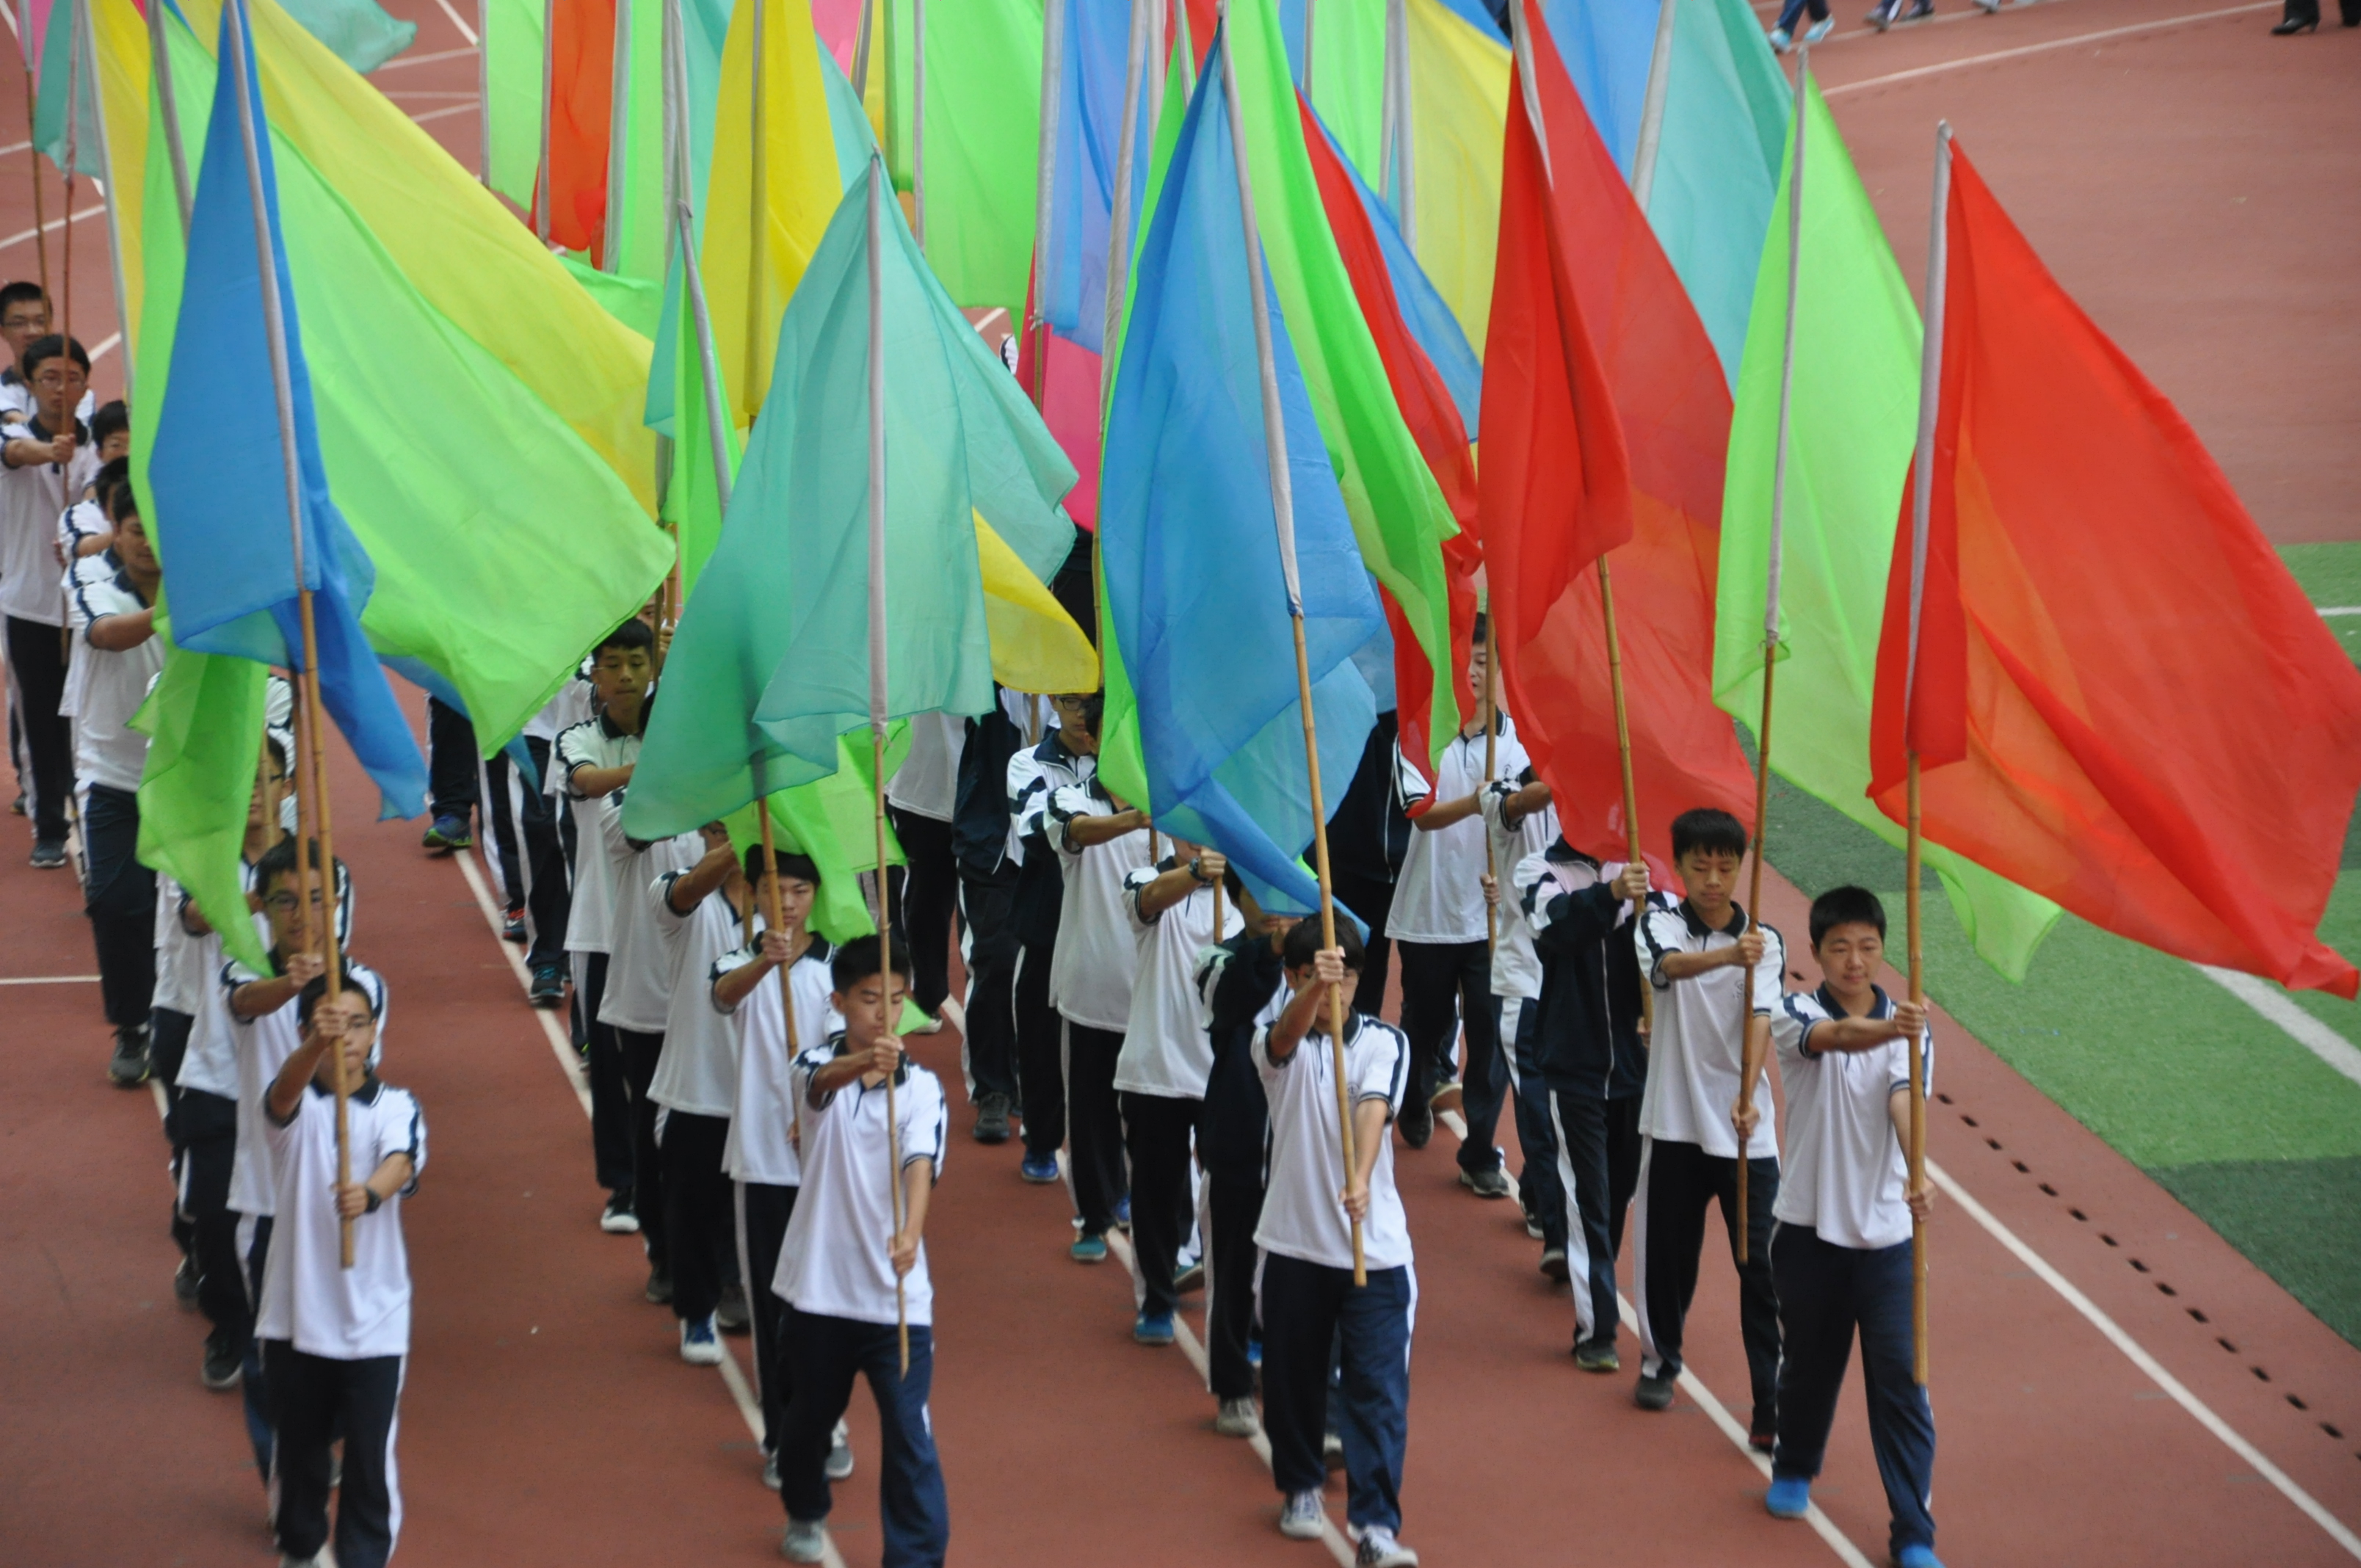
[1040,0,1154,354]
[1100,23,1385,920]
[146,0,425,819]
[1647,0,1790,385]
[1544,0,1658,176]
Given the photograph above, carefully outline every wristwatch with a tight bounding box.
[1189,857,1210,885]
[363,1188,382,1214]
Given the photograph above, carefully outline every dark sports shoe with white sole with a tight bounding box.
[174,1255,200,1311]
[202,1328,244,1390]
[108,1028,150,1086]
[1538,1246,1569,1282]
[1634,1371,1677,1411]
[716,1282,751,1333]
[502,909,529,943]
[972,1092,1012,1144]
[601,1193,640,1233]
[1458,1166,1511,1199]
[529,964,566,1008]
[1573,1337,1620,1373]
[826,1419,855,1481]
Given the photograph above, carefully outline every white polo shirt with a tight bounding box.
[65,553,162,793]
[556,716,642,956]
[593,796,697,1034]
[1479,780,1559,1001]
[1636,895,1785,1160]
[885,711,965,823]
[715,940,841,1187]
[1047,778,1151,1032]
[1386,716,1528,945]
[1771,985,1932,1252]
[176,852,347,1101]
[774,1043,949,1327]
[255,1074,425,1360]
[152,876,210,1019]
[1252,1012,1415,1273]
[0,416,96,626]
[57,494,104,561]
[223,950,385,1219]
[648,871,746,1119]
[1114,862,1242,1100]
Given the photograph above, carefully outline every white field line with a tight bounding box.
[375,45,481,72]
[450,846,849,1567]
[89,331,120,363]
[2317,606,2361,618]
[1823,1,2276,95]
[0,203,109,253]
[0,973,99,983]
[2199,967,2361,1091]
[407,102,481,126]
[431,0,480,47]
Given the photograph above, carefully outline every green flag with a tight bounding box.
[623,159,1076,843]
[134,624,273,975]
[1714,80,2058,979]
[916,0,1042,313]
[722,731,911,945]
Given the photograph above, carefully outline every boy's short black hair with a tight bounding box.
[744,845,821,886]
[1282,917,1367,974]
[106,479,138,524]
[1070,690,1106,741]
[22,333,89,377]
[90,399,128,447]
[93,454,128,499]
[1809,885,1887,950]
[297,967,384,1029]
[1670,807,1748,863]
[594,618,656,657]
[254,832,338,895]
[262,733,290,777]
[1470,610,1488,645]
[831,932,912,993]
[0,280,48,317]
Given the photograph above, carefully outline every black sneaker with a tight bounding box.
[502,909,529,943]
[1458,1165,1511,1199]
[645,1266,673,1305]
[716,1282,751,1333]
[601,1192,641,1234]
[421,815,473,852]
[972,1092,1012,1144]
[1573,1337,1620,1373]
[1397,1103,1434,1150]
[1634,1371,1677,1411]
[107,1028,150,1086]
[1539,1246,1570,1282]
[201,1329,243,1391]
[174,1255,200,1312]
[528,964,566,1008]
[29,839,66,870]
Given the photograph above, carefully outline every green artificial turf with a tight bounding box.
[2151,1158,2361,1350]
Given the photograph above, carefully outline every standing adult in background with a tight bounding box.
[885,712,966,1034]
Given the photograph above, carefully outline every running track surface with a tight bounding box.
[4,1,2360,1563]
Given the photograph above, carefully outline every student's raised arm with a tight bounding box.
[1263,947,1347,1065]
[84,605,156,651]
[1134,851,1225,921]
[714,927,794,1012]
[666,824,736,914]
[233,950,325,1020]
[1807,998,1926,1056]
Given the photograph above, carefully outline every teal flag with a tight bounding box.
[623,156,1076,841]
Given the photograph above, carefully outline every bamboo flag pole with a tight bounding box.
[1300,0,1315,101]
[224,0,354,1268]
[863,156,910,1373]
[1733,43,1808,1266]
[1481,594,1498,959]
[1379,0,1412,237]
[77,0,128,399]
[21,51,46,297]
[1216,12,1361,1285]
[1025,0,1064,413]
[535,0,554,243]
[148,0,194,237]
[746,0,769,407]
[1898,120,1953,1390]
[59,0,76,343]
[1629,0,1678,210]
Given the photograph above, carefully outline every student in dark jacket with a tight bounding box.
[1517,835,1651,1370]
[949,689,1031,1144]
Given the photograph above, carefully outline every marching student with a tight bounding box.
[1762,886,1941,1568]
[258,975,424,1568]
[885,711,965,1033]
[1385,634,1525,1156]
[557,618,656,1233]
[1045,694,1151,1262]
[1195,905,1299,1437]
[650,822,757,1362]
[1007,694,1087,1183]
[1479,767,1561,1249]
[1,333,98,868]
[225,834,376,1484]
[1255,923,1420,1568]
[0,281,52,418]
[1518,833,1653,1367]
[711,848,852,1490]
[948,689,1035,1144]
[1115,838,1244,1344]
[479,683,576,1006]
[68,483,164,1086]
[774,935,950,1568]
[1325,711,1412,1019]
[58,423,128,561]
[1631,808,1785,1448]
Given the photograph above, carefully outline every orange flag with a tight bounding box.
[537,0,615,261]
[1871,142,2361,998]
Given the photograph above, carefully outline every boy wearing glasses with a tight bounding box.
[1,333,97,866]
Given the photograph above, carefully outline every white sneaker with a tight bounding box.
[780,1519,828,1563]
[1215,1396,1261,1437]
[680,1315,724,1366]
[1280,1489,1327,1539]
[826,1418,856,1481]
[1805,15,1836,38]
[1356,1528,1420,1567]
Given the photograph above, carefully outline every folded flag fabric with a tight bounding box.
[1871,142,2361,999]
[135,625,275,973]
[1098,17,1384,918]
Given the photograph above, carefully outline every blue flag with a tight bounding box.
[1100,23,1385,919]
[147,0,425,819]
[1039,0,1155,355]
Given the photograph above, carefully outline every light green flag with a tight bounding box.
[135,621,274,976]
[721,734,910,945]
[1715,80,2058,979]
[623,159,1076,842]
[482,0,542,207]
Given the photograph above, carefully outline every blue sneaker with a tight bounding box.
[1113,1195,1131,1230]
[1804,14,1835,40]
[1766,1475,1811,1520]
[1893,1548,1944,1568]
[1247,1336,1262,1369]
[1020,1153,1060,1183]
[1134,1310,1175,1346]
[422,815,472,852]
[1070,1233,1109,1264]
[679,1315,722,1365]
[1769,23,1793,48]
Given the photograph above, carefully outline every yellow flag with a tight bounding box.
[89,0,151,357]
[976,512,1095,695]
[1405,0,1507,352]
[702,0,843,431]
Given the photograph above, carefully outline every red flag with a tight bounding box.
[1870,143,2361,998]
[536,0,615,262]
[1478,7,1753,875]
[1013,266,1103,532]
[1298,90,1480,803]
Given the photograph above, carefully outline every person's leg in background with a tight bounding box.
[81,783,156,1081]
[479,749,527,938]
[1450,943,1506,1183]
[1205,1172,1264,1409]
[663,1111,733,1332]
[6,616,71,855]
[1119,1091,1196,1325]
[1714,1151,1785,1440]
[181,1090,249,1390]
[577,953,636,1225]
[422,696,477,849]
[738,1181,798,1469]
[887,806,959,1022]
[955,875,1019,1139]
[518,735,571,1001]
[1605,1094,1644,1262]
[1062,1021,1127,1244]
[1012,948,1065,1177]
[1392,940,1460,1147]
[617,1028,671,1296]
[1501,998,1564,1256]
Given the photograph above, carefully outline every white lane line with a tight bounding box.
[2199,966,2361,1090]
[376,44,481,71]
[431,0,480,46]
[1102,1220,1358,1568]
[0,139,29,158]
[1821,1,2275,95]
[383,89,479,99]
[451,847,846,1566]
[1928,1158,2361,1560]
[2318,606,2361,618]
[407,102,481,126]
[0,203,109,253]
[89,332,121,363]
[1435,1108,1873,1568]
[0,973,101,984]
